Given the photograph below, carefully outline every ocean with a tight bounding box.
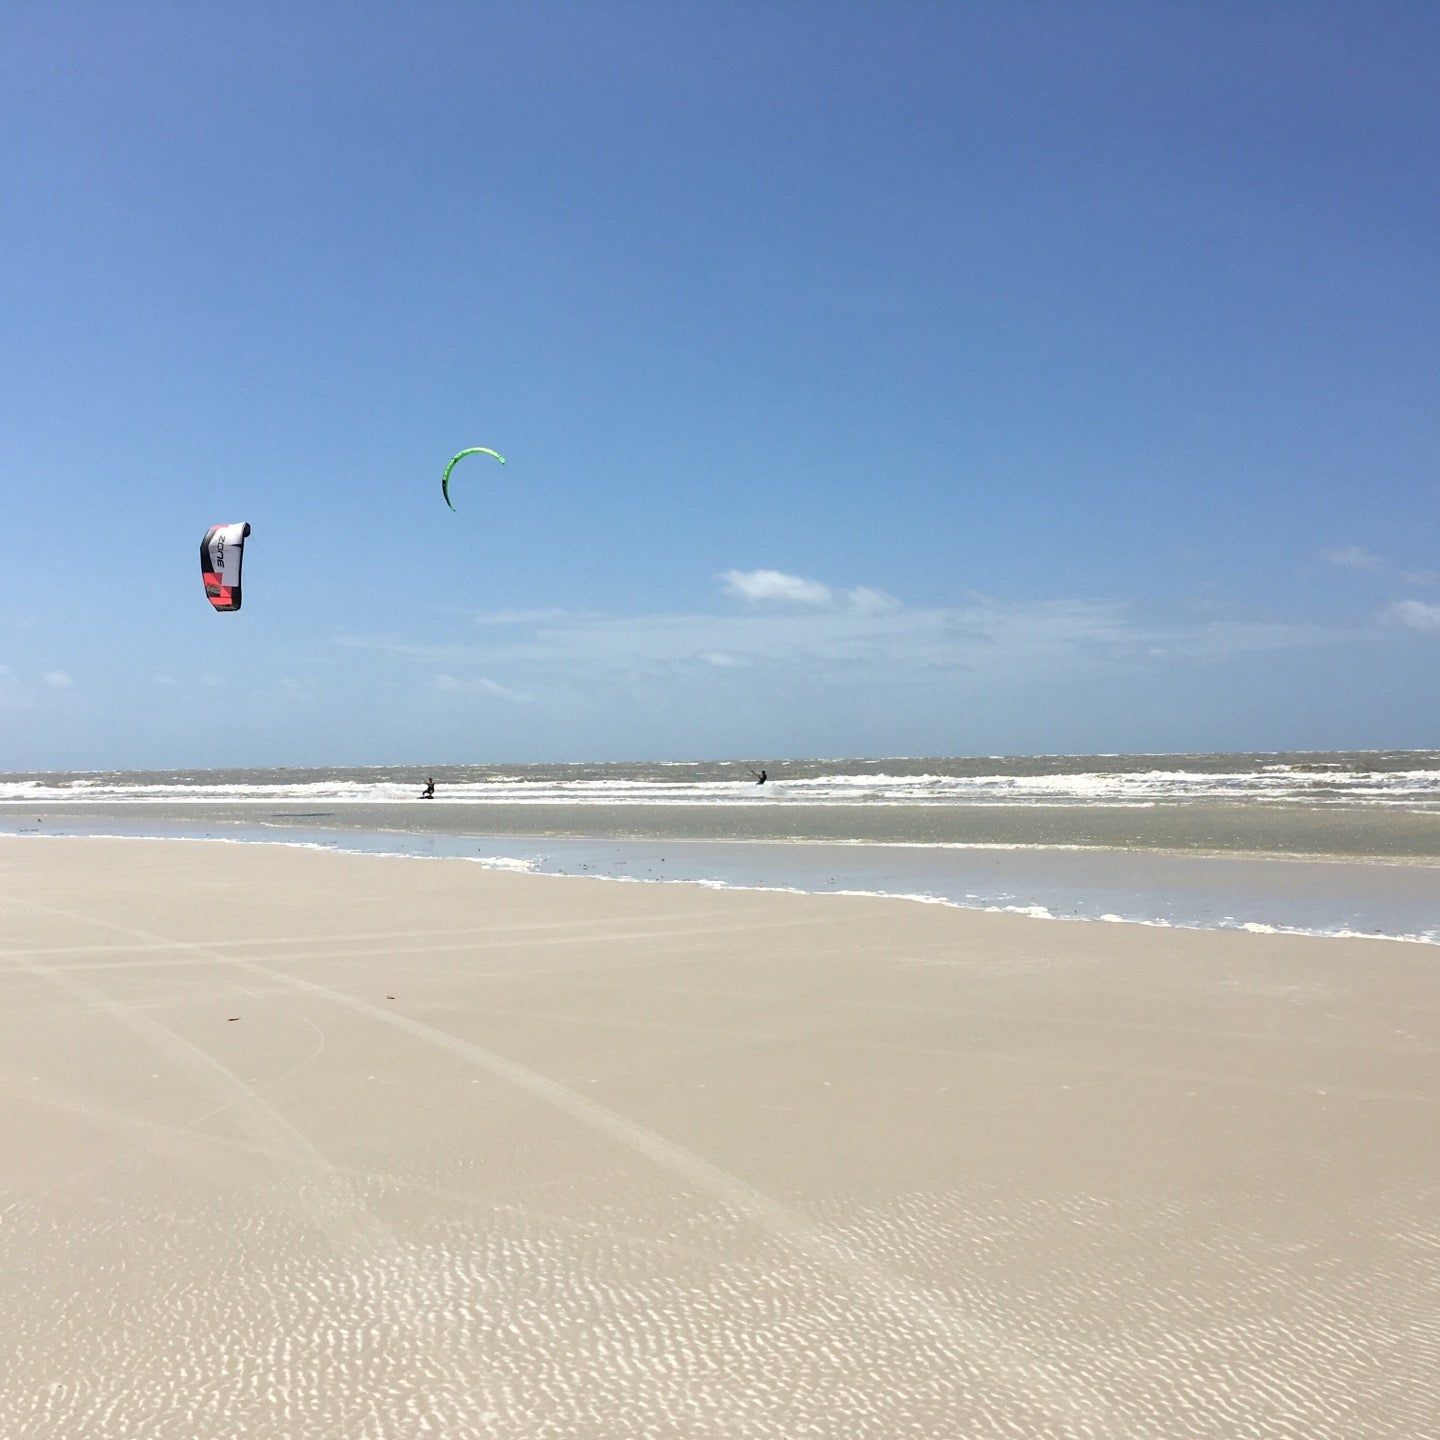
[4,751,1438,943]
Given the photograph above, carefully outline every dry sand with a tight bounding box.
[1,836,1437,1439]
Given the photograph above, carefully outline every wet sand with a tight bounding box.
[2,837,1437,1438]
[8,795,1440,857]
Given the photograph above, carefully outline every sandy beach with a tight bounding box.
[2,836,1436,1438]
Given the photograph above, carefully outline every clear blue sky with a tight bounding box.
[2,1,1437,768]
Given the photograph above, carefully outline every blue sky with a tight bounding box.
[2,1,1437,767]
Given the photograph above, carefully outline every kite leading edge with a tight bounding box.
[441,447,506,511]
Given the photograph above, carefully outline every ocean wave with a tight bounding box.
[3,765,1440,809]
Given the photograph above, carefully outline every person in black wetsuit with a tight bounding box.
[421,776,436,799]
[751,768,768,785]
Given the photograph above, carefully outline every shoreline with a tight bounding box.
[4,822,1438,946]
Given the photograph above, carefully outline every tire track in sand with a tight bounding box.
[7,890,1107,1430]
[6,909,390,1254]
[233,962,1107,1428]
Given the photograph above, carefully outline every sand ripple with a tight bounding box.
[4,1177,1436,1439]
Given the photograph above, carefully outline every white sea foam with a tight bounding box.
[467,855,539,874]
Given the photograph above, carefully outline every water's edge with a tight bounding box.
[5,818,1435,947]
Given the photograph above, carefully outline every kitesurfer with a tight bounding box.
[421,777,436,799]
[751,768,768,785]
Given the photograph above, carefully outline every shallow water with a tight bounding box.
[7,751,1437,943]
[7,817,1436,945]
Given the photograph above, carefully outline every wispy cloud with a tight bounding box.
[1382,599,1440,633]
[471,607,589,627]
[1401,569,1440,587]
[847,586,902,615]
[342,585,1357,701]
[432,673,532,702]
[1321,545,1384,571]
[0,665,34,712]
[41,670,73,689]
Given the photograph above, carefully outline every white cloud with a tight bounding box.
[1401,569,1440,587]
[1382,599,1440,633]
[153,673,178,687]
[720,569,834,606]
[1321,545,1383,571]
[719,569,901,615]
[41,670,73,689]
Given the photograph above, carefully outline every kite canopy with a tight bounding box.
[441,447,506,511]
[200,522,251,613]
